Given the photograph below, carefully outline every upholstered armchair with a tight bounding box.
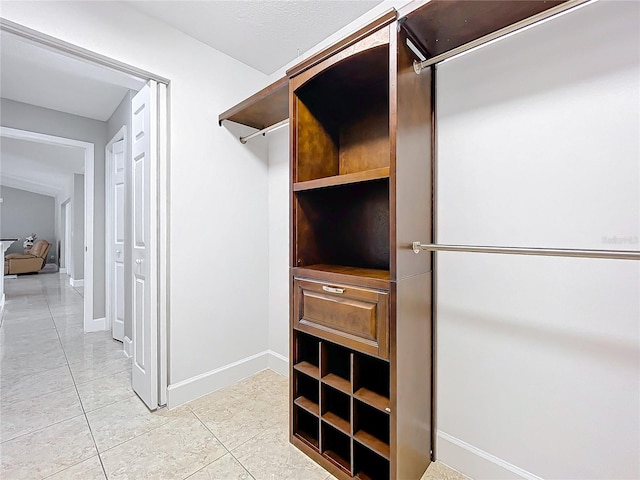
[4,240,51,275]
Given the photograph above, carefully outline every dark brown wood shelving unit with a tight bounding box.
[216,1,578,479]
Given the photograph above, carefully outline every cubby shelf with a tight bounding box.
[293,167,390,192]
[354,388,390,413]
[294,361,320,379]
[294,396,320,416]
[322,373,351,395]
[354,431,390,460]
[322,413,351,435]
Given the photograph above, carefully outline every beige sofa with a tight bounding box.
[4,240,51,275]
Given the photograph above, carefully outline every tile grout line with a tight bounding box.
[44,283,110,480]
[188,408,257,480]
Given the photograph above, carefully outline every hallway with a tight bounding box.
[0,273,463,480]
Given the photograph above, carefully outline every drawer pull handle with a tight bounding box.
[322,285,344,294]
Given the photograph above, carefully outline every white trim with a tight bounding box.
[267,350,289,377]
[105,126,127,337]
[0,175,60,197]
[123,336,133,358]
[158,82,169,407]
[69,278,84,288]
[59,268,67,274]
[0,293,5,316]
[167,351,271,409]
[85,316,106,333]
[0,126,95,335]
[437,431,544,480]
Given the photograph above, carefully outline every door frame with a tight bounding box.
[105,126,127,345]
[60,198,71,273]
[0,126,95,331]
[0,19,171,407]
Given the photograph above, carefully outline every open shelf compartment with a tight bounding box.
[321,422,353,475]
[321,342,352,394]
[294,179,389,270]
[293,45,390,184]
[294,406,320,450]
[293,332,320,379]
[353,353,390,413]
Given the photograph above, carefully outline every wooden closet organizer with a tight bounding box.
[219,2,581,478]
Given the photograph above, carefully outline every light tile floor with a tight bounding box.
[0,272,468,480]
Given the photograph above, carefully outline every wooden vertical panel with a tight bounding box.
[393,274,432,479]
[394,26,432,281]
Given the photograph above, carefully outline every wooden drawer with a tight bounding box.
[293,278,389,359]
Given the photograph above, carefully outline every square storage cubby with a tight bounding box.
[294,332,320,378]
[321,384,351,435]
[294,179,390,269]
[294,406,319,450]
[321,422,352,474]
[321,342,352,394]
[353,353,390,412]
[294,371,320,416]
[354,401,390,460]
[294,45,390,184]
[354,442,390,480]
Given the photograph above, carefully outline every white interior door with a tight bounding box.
[111,139,126,342]
[131,81,158,410]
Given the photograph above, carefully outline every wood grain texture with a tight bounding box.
[400,0,566,57]
[218,76,288,129]
[293,167,390,192]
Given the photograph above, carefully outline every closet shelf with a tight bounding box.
[294,167,390,192]
[322,374,351,395]
[354,388,390,413]
[322,412,351,435]
[354,430,390,460]
[294,396,320,416]
[294,361,320,379]
[218,76,288,130]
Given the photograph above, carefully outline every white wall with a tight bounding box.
[266,128,289,367]
[0,0,271,406]
[0,186,56,260]
[436,2,639,478]
[0,98,107,318]
[70,174,84,281]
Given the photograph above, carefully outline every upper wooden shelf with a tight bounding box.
[399,0,567,59]
[218,76,288,130]
[294,167,390,192]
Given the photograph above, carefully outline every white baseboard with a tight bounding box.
[167,350,289,409]
[84,316,106,332]
[437,431,543,480]
[267,349,289,377]
[60,267,67,273]
[0,293,5,316]
[123,336,132,358]
[69,277,84,287]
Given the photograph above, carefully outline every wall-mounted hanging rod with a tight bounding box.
[411,242,640,261]
[239,119,289,144]
[413,0,592,74]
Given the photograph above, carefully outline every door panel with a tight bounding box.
[111,139,125,342]
[131,81,158,410]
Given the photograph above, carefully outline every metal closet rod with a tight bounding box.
[239,119,289,144]
[412,242,640,260]
[412,0,592,74]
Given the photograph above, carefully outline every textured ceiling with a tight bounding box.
[0,31,145,121]
[0,137,85,197]
[125,0,383,74]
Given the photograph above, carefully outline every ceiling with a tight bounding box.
[0,31,145,122]
[0,1,382,198]
[0,137,85,197]
[125,0,383,74]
